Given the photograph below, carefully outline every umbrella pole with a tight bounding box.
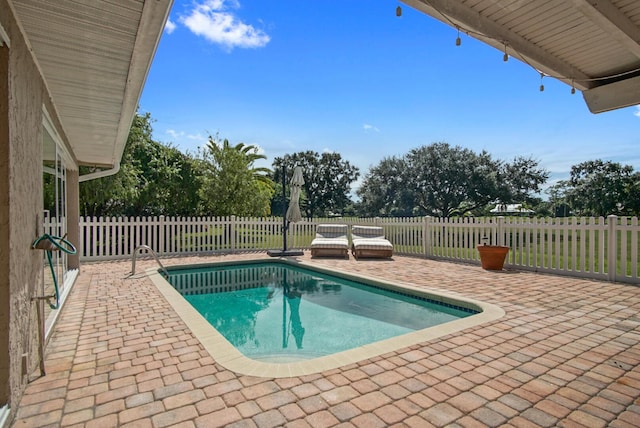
[281,165,287,252]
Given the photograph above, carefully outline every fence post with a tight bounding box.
[159,215,165,256]
[77,216,83,261]
[497,216,505,246]
[423,216,431,257]
[231,215,236,254]
[608,215,618,282]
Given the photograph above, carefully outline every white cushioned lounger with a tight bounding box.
[351,225,393,259]
[310,224,349,258]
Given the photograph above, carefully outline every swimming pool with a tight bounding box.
[148,258,504,377]
[169,262,476,362]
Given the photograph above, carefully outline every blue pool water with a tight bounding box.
[168,261,475,362]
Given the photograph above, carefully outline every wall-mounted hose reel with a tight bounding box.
[31,234,76,309]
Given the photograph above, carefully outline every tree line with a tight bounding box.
[548,160,640,217]
[72,112,640,219]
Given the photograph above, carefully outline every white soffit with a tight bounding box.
[12,0,173,167]
[402,0,640,113]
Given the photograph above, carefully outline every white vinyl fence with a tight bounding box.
[424,215,639,284]
[46,215,639,284]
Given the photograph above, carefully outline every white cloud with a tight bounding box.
[166,129,208,146]
[634,106,640,118]
[363,123,380,133]
[165,18,176,34]
[187,132,207,142]
[166,129,183,140]
[180,0,270,50]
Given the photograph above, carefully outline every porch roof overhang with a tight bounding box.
[402,0,640,114]
[12,0,173,169]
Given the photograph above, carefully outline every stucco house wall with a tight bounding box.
[0,28,9,422]
[0,0,69,419]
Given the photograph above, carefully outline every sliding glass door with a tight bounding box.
[41,113,72,324]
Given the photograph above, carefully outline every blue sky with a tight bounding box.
[140,0,640,195]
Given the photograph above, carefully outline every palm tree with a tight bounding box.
[207,139,272,185]
[200,137,274,216]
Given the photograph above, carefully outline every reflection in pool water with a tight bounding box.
[284,283,304,349]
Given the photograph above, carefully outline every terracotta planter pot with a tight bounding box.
[477,245,509,271]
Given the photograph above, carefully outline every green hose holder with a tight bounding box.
[32,234,77,309]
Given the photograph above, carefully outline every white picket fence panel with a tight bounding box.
[43,215,639,284]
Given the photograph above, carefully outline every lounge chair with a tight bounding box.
[351,225,393,259]
[310,224,349,258]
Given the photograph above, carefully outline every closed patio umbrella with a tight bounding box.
[285,166,304,223]
[268,165,305,257]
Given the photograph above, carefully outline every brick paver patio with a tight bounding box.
[12,254,640,427]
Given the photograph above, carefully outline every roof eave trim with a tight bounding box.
[78,162,121,182]
[111,0,174,167]
[583,75,640,113]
